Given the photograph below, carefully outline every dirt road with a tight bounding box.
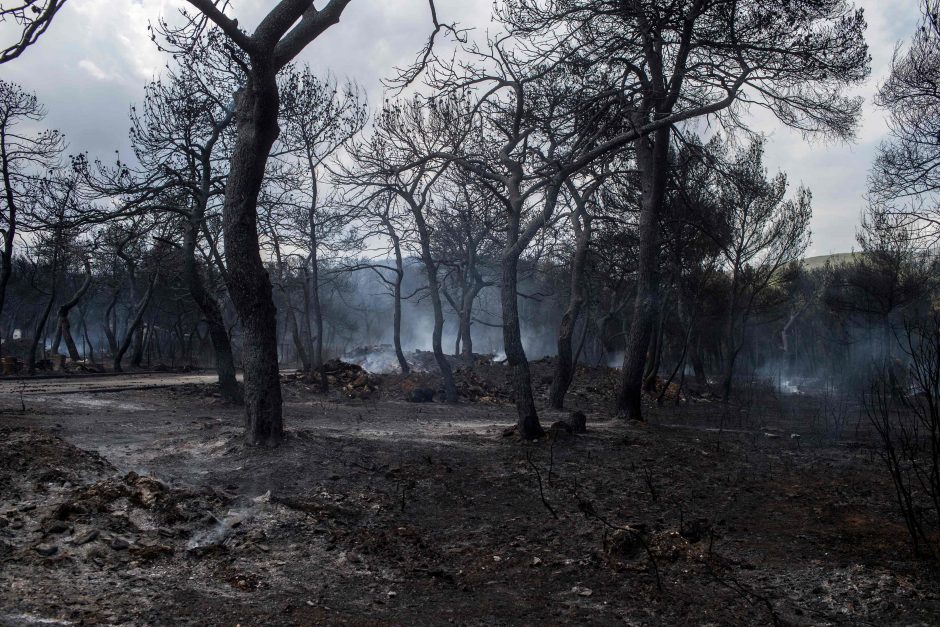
[0,371,236,397]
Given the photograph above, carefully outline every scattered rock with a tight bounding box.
[44,520,70,534]
[111,537,130,551]
[34,543,58,557]
[566,411,587,433]
[571,585,593,597]
[72,529,99,546]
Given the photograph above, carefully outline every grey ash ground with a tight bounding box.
[0,366,938,625]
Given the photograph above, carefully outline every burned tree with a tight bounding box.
[434,171,499,365]
[169,0,356,446]
[0,80,63,356]
[714,139,811,400]
[344,98,461,402]
[344,193,415,374]
[870,0,940,235]
[504,0,870,420]
[549,172,604,409]
[78,32,243,401]
[276,67,366,372]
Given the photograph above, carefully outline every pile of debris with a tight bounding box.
[0,427,232,567]
[648,377,685,403]
[284,360,381,400]
[454,368,511,404]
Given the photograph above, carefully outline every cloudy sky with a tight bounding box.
[0,0,923,256]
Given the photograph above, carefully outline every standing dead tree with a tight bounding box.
[433,170,500,365]
[870,0,940,241]
[715,139,812,400]
[504,0,870,420]
[276,67,366,372]
[76,31,243,401]
[343,193,415,374]
[163,0,356,446]
[343,97,462,402]
[0,79,63,357]
[50,255,91,362]
[549,172,604,409]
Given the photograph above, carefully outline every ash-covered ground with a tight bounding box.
[0,360,938,625]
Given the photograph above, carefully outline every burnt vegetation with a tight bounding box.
[1,0,940,624]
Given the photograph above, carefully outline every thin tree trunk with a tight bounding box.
[183,216,242,402]
[643,298,668,393]
[114,273,157,373]
[410,201,458,402]
[389,226,410,374]
[308,252,324,370]
[287,307,310,371]
[28,283,57,375]
[51,258,92,361]
[617,126,670,421]
[550,210,591,409]
[501,251,543,438]
[721,279,741,401]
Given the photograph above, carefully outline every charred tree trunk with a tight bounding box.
[184,174,242,402]
[27,277,57,375]
[721,277,741,402]
[425,261,458,402]
[307,251,324,370]
[287,307,310,371]
[550,209,591,409]
[388,226,410,374]
[103,291,119,357]
[0,231,13,360]
[305,174,324,371]
[643,299,668,393]
[410,201,458,402]
[114,272,157,373]
[51,258,91,361]
[458,301,473,364]
[131,322,146,368]
[617,126,670,421]
[222,70,283,446]
[501,252,543,438]
[691,337,708,389]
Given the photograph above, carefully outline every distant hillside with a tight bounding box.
[802,252,857,270]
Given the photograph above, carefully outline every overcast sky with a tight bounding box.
[0,0,923,256]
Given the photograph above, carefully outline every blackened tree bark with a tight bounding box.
[386,218,411,374]
[185,0,354,446]
[410,197,459,402]
[500,251,540,434]
[643,297,668,393]
[549,178,598,409]
[617,126,670,420]
[27,245,58,375]
[114,272,158,373]
[182,214,242,402]
[51,257,91,361]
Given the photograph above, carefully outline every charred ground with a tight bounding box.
[0,363,937,626]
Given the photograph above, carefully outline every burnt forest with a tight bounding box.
[1,0,940,625]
